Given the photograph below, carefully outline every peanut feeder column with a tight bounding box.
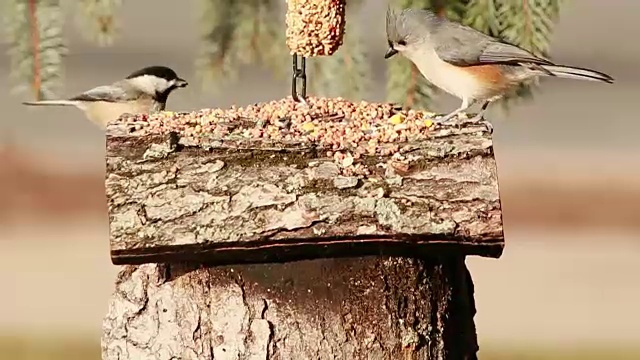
[285,0,346,101]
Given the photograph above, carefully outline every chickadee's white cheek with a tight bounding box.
[129,75,171,94]
[151,78,171,91]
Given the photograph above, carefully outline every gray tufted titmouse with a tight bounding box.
[385,7,614,130]
[22,65,188,130]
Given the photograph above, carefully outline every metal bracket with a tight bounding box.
[291,54,307,102]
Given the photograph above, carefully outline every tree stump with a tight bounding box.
[102,97,504,360]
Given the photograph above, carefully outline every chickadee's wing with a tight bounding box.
[432,21,553,67]
[22,99,80,107]
[22,82,137,107]
[68,84,134,103]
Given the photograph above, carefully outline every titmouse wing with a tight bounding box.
[432,21,553,66]
[477,42,553,65]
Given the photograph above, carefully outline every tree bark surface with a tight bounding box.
[106,118,503,265]
[102,256,478,360]
[103,105,503,360]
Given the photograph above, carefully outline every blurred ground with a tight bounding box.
[2,0,640,358]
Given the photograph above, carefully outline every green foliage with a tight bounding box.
[3,0,67,100]
[3,0,564,109]
[74,0,123,47]
[488,0,562,108]
[195,0,289,92]
[307,0,371,100]
[464,0,501,35]
[195,0,241,89]
[235,0,289,78]
[495,0,562,57]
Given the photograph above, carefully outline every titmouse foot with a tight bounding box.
[484,121,494,134]
[468,113,493,134]
[430,114,460,129]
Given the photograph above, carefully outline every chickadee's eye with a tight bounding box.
[397,40,407,46]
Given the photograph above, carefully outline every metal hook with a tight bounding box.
[292,54,307,102]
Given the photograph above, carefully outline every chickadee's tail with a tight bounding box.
[539,64,614,84]
[22,100,79,107]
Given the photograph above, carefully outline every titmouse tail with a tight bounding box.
[22,100,80,107]
[539,65,614,84]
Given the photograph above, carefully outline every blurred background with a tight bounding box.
[2,0,640,359]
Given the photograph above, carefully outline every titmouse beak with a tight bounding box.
[175,78,188,88]
[384,47,398,59]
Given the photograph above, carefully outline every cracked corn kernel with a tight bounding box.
[424,119,434,127]
[388,113,405,125]
[285,0,346,57]
[301,122,316,132]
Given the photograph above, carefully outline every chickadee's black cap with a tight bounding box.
[126,66,180,81]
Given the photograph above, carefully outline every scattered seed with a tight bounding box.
[112,96,457,172]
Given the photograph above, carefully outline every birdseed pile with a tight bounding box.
[116,97,460,175]
[285,0,346,56]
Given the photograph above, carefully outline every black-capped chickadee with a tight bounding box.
[22,65,189,129]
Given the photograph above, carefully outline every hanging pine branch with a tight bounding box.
[483,0,562,108]
[196,0,289,92]
[74,0,123,46]
[495,0,561,58]
[254,0,289,78]
[307,0,371,100]
[233,0,289,78]
[1,0,565,108]
[464,0,501,36]
[433,0,469,21]
[196,0,241,90]
[3,0,67,100]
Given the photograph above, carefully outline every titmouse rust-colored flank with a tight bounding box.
[385,7,614,131]
[22,66,188,130]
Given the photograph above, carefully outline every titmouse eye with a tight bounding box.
[397,40,407,46]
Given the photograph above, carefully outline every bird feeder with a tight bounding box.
[101,2,505,359]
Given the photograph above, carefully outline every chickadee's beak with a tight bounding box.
[384,47,398,59]
[175,78,188,88]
